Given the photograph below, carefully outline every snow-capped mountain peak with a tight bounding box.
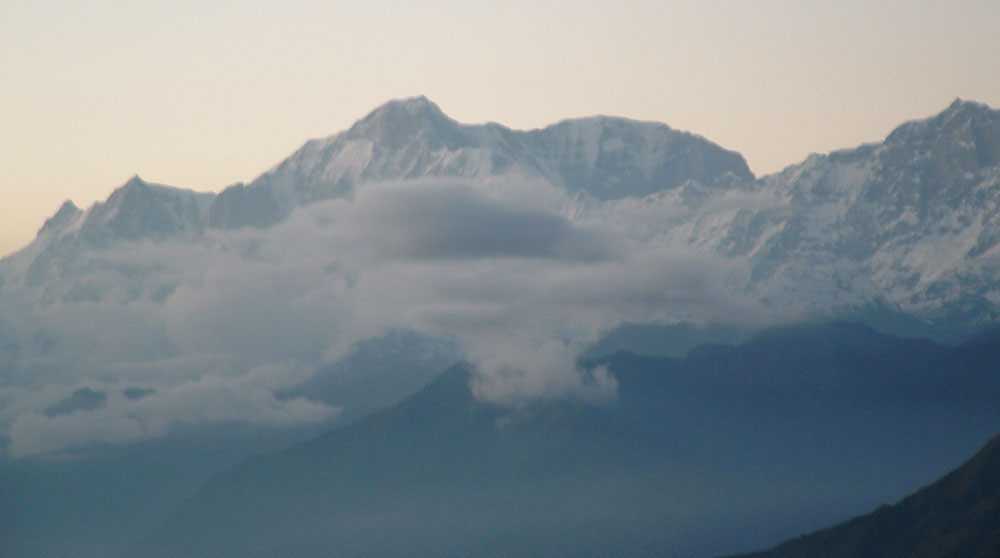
[84,175,215,242]
[205,96,756,229]
[885,98,1000,158]
[343,95,471,149]
[525,115,755,199]
[0,176,216,290]
[5,98,1000,336]
[39,200,83,237]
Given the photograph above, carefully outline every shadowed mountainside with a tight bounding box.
[728,431,1000,558]
[131,323,1000,558]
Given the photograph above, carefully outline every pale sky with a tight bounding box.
[2,0,999,256]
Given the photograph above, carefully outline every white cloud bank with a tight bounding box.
[0,178,785,457]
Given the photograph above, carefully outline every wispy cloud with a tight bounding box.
[1,177,780,457]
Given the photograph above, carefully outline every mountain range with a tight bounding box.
[5,97,1000,334]
[130,322,1000,557]
[2,97,1000,557]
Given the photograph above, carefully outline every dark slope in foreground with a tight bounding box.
[730,432,1000,558]
[131,323,1000,558]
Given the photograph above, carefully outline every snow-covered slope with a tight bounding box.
[5,98,1000,327]
[0,176,214,291]
[735,99,1000,326]
[205,96,754,228]
[5,98,1000,324]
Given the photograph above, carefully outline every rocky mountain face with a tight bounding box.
[732,99,1000,328]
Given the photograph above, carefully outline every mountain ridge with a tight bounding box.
[130,322,1000,558]
[4,96,1000,336]
[16,96,995,243]
[203,95,755,228]
[727,430,1000,558]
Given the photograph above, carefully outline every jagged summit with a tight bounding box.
[5,176,217,286]
[27,175,213,248]
[365,94,442,117]
[122,174,147,187]
[344,95,469,149]
[886,98,1000,148]
[89,176,214,241]
[862,97,1000,188]
[739,98,1000,331]
[38,200,82,237]
[943,97,996,118]
[208,96,755,228]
